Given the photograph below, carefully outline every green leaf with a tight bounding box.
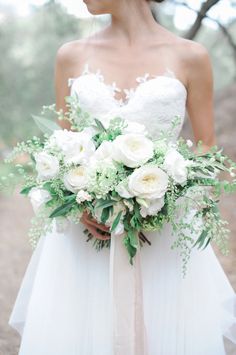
[49,201,75,218]
[20,185,35,195]
[134,203,142,221]
[203,237,212,250]
[32,115,61,135]
[30,153,36,163]
[42,182,57,196]
[101,207,110,224]
[128,229,139,249]
[193,229,209,249]
[45,198,56,207]
[95,199,116,209]
[64,194,77,202]
[123,235,137,265]
[111,211,123,232]
[94,118,106,132]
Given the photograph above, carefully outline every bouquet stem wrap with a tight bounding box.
[110,232,148,355]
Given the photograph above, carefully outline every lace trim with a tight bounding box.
[68,62,186,106]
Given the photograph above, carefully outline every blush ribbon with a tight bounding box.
[110,232,148,355]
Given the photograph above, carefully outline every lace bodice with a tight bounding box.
[69,63,187,140]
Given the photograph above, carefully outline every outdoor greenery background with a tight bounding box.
[0,1,235,354]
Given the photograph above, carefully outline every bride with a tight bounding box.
[9,0,236,354]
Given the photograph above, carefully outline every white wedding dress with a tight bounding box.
[9,63,236,355]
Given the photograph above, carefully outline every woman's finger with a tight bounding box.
[82,212,110,232]
[85,224,111,240]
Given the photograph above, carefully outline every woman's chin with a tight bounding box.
[83,1,109,15]
[87,8,106,15]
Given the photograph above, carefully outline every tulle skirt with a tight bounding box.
[9,220,236,355]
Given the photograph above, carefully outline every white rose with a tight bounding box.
[115,179,134,199]
[63,166,88,193]
[29,187,51,214]
[76,190,92,204]
[90,141,114,167]
[123,121,148,135]
[112,133,154,168]
[128,165,168,200]
[140,197,165,218]
[35,152,60,180]
[49,130,95,165]
[163,148,189,184]
[82,126,98,137]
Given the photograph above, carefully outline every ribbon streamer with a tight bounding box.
[110,232,148,355]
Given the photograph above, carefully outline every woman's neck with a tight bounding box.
[106,0,159,45]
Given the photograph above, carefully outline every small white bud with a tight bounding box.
[186,139,193,148]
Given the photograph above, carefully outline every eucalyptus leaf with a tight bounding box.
[111,211,123,232]
[20,185,35,195]
[123,235,137,265]
[128,228,139,249]
[193,229,209,249]
[32,115,62,135]
[49,201,75,218]
[94,118,106,132]
[101,207,110,224]
[95,199,116,209]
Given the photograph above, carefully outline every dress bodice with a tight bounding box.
[69,64,187,140]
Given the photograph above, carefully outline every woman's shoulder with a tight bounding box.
[172,34,211,75]
[56,39,87,67]
[56,29,107,61]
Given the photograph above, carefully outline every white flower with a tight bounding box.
[128,165,168,200]
[163,148,189,184]
[115,179,134,199]
[123,121,148,135]
[186,139,193,148]
[76,190,92,204]
[29,187,51,214]
[35,152,60,180]
[90,141,114,167]
[139,197,165,218]
[112,133,154,168]
[49,129,95,165]
[82,126,98,137]
[63,166,88,193]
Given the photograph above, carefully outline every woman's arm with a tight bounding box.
[186,43,216,152]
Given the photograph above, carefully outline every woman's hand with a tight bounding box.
[81,211,111,240]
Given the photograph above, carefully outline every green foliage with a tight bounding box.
[0,1,83,145]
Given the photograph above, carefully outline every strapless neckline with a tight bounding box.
[68,62,187,107]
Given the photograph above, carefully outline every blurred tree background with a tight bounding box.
[0,0,235,148]
[0,2,235,354]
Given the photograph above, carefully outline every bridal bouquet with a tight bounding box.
[3,95,236,272]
